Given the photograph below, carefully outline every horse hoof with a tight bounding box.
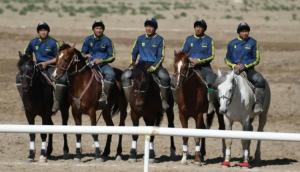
[39,156,47,163]
[221,161,230,167]
[180,161,188,166]
[128,158,137,163]
[194,162,201,167]
[63,153,70,160]
[73,158,81,163]
[26,158,34,163]
[115,155,122,161]
[95,158,105,163]
[149,158,155,164]
[240,162,250,168]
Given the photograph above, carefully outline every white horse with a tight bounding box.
[214,69,271,168]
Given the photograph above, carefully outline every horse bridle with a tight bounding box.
[134,71,150,94]
[19,63,39,86]
[175,62,194,86]
[56,52,87,76]
[219,78,236,106]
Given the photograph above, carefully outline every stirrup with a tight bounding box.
[98,93,108,105]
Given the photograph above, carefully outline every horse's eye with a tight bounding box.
[229,89,232,92]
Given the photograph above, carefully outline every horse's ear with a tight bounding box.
[72,43,76,48]
[62,41,65,45]
[174,50,177,56]
[218,68,222,77]
[18,51,22,58]
[185,51,191,59]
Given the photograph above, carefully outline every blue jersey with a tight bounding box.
[182,34,215,65]
[225,37,260,69]
[130,34,165,71]
[81,34,115,63]
[24,37,59,62]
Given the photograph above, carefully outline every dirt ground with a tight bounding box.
[1,0,300,172]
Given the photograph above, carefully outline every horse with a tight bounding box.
[17,51,70,163]
[128,61,176,163]
[51,42,127,162]
[213,69,271,168]
[173,50,225,166]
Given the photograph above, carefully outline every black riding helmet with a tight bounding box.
[237,22,250,33]
[37,22,50,33]
[194,19,207,31]
[144,18,158,30]
[92,20,105,30]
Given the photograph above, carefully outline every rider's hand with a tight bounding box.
[41,62,48,69]
[190,58,200,66]
[147,67,154,73]
[234,64,245,71]
[85,54,92,58]
[93,59,103,64]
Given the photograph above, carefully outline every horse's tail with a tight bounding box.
[206,111,215,129]
[155,112,164,127]
[110,103,120,118]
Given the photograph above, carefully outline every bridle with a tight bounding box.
[175,61,194,86]
[19,63,39,86]
[219,78,236,106]
[134,70,150,95]
[56,52,87,77]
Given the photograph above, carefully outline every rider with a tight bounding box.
[224,22,265,113]
[171,19,216,115]
[121,18,170,112]
[81,20,116,104]
[16,22,67,113]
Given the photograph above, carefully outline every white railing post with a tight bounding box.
[144,135,150,172]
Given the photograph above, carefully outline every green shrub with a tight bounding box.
[264,15,270,21]
[153,13,165,20]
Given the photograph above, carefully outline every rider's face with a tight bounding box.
[93,26,104,37]
[239,30,249,40]
[194,26,205,36]
[145,25,155,36]
[38,29,48,39]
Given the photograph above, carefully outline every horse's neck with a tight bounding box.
[232,75,253,102]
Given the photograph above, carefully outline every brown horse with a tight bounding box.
[173,50,225,166]
[128,62,176,163]
[52,43,127,162]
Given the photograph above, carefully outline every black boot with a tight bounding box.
[52,84,66,113]
[160,86,170,113]
[16,84,24,111]
[98,81,114,104]
[253,88,265,113]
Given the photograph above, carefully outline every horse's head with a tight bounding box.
[17,51,37,92]
[132,62,150,107]
[52,42,76,81]
[214,69,235,114]
[173,50,191,89]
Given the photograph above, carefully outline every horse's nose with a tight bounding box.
[22,86,29,92]
[219,109,227,114]
[135,102,143,107]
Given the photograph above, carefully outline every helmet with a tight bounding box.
[194,19,207,30]
[237,22,250,33]
[144,18,158,30]
[37,22,50,33]
[92,20,105,30]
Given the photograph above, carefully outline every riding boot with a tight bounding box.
[52,84,66,113]
[171,87,178,104]
[160,86,170,113]
[98,80,114,104]
[253,88,265,113]
[123,85,132,102]
[16,84,25,111]
[207,89,216,114]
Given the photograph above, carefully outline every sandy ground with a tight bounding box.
[1,0,300,171]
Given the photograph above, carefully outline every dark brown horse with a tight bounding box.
[173,50,225,166]
[17,52,70,163]
[128,62,176,163]
[52,43,127,163]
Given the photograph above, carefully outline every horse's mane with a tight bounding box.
[212,70,232,89]
[17,54,31,67]
[59,43,86,65]
[132,61,149,79]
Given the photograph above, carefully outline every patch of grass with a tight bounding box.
[139,6,152,15]
[224,15,232,19]
[19,8,27,15]
[263,4,279,11]
[292,13,297,20]
[69,10,76,16]
[225,9,231,12]
[234,16,244,20]
[58,12,63,17]
[174,2,196,10]
[153,13,165,20]
[76,0,84,4]
[6,4,18,12]
[180,12,187,17]
[0,0,9,3]
[264,15,270,21]
[0,8,3,14]
[174,14,179,19]
[240,7,248,12]
[131,8,136,15]
[199,2,209,10]
[76,7,85,13]
[280,5,291,11]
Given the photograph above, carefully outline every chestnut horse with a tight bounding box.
[52,43,127,162]
[173,50,225,166]
[128,62,176,163]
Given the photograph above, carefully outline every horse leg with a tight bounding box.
[89,109,103,163]
[115,99,127,161]
[221,117,233,167]
[193,113,205,167]
[128,110,139,163]
[199,113,207,164]
[72,108,82,162]
[166,107,176,161]
[254,111,267,166]
[39,115,53,163]
[26,114,36,163]
[99,107,114,162]
[179,112,189,165]
[240,120,251,168]
[145,115,157,164]
[60,105,70,159]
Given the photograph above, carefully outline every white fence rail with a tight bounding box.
[1,125,300,172]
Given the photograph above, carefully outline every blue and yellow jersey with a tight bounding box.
[130,33,165,71]
[81,34,115,63]
[224,37,260,69]
[24,36,59,62]
[182,34,215,65]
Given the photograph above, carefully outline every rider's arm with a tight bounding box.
[102,40,115,63]
[181,38,190,55]
[23,41,34,56]
[130,38,139,65]
[151,38,165,71]
[81,38,89,57]
[244,42,260,69]
[45,41,60,65]
[199,39,215,64]
[224,43,236,69]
